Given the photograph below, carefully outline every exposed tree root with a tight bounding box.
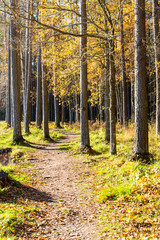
[131,153,154,164]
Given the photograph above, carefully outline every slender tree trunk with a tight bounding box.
[131,76,135,123]
[62,101,65,124]
[104,43,110,142]
[153,0,160,135]
[24,0,32,133]
[134,0,148,155]
[10,0,23,143]
[6,26,11,127]
[53,31,61,128]
[116,82,123,124]
[109,37,116,154]
[20,43,25,118]
[69,96,73,125]
[75,93,80,122]
[36,48,42,127]
[99,80,103,124]
[54,95,60,127]
[104,8,110,142]
[42,65,49,139]
[120,0,128,127]
[80,0,90,147]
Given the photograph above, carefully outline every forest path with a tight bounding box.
[24,131,97,240]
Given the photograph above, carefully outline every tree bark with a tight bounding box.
[6,26,11,127]
[24,0,32,133]
[69,96,73,125]
[10,0,23,143]
[104,42,110,142]
[134,0,148,154]
[54,95,60,127]
[75,93,80,122]
[131,76,135,123]
[80,0,90,147]
[152,0,160,135]
[62,101,65,124]
[36,48,42,128]
[120,0,128,127]
[109,37,116,154]
[42,65,49,139]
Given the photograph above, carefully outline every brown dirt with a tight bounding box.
[21,132,98,240]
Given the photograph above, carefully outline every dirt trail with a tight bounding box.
[24,132,97,240]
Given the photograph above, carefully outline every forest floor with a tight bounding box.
[1,122,160,240]
[17,131,98,239]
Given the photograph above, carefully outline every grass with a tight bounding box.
[1,120,160,239]
[66,122,160,239]
[0,203,37,239]
[0,162,38,239]
[0,121,64,239]
[0,121,63,160]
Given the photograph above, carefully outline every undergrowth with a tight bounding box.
[0,121,63,239]
[0,163,38,239]
[1,121,160,239]
[0,121,63,160]
[66,123,160,239]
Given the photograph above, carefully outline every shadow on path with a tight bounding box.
[0,178,57,204]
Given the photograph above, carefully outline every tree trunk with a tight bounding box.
[54,95,60,127]
[62,101,65,124]
[24,0,32,133]
[134,0,148,155]
[152,0,160,135]
[36,48,42,128]
[109,37,116,154]
[131,77,135,123]
[104,7,110,142]
[69,96,73,125]
[42,65,49,139]
[104,42,110,142]
[80,0,90,147]
[75,93,80,122]
[99,81,103,124]
[6,26,11,127]
[10,0,23,143]
[120,0,128,127]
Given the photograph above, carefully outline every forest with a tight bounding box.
[0,0,160,239]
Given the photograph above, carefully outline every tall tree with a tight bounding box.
[10,0,23,143]
[104,13,110,142]
[120,0,127,127]
[134,0,148,155]
[42,64,49,139]
[53,33,61,128]
[36,47,42,128]
[24,0,32,133]
[152,0,160,135]
[6,25,11,128]
[109,35,116,154]
[36,1,42,128]
[80,0,90,147]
